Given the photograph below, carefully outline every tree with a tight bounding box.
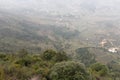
[90,63,109,80]
[49,61,90,80]
[107,61,120,79]
[76,48,96,67]
[17,49,28,58]
[54,51,69,62]
[42,49,56,61]
[0,53,6,61]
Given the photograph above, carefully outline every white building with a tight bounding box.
[108,48,118,53]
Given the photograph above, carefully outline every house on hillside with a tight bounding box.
[108,47,118,53]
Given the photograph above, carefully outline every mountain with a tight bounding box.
[0,0,120,53]
[0,11,84,53]
[0,0,120,80]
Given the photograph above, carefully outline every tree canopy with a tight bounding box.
[49,61,90,80]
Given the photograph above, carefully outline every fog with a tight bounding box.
[0,0,120,16]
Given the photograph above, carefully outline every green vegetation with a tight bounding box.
[49,61,90,80]
[76,48,96,66]
[0,49,70,80]
[107,61,120,80]
[90,63,109,80]
[0,49,120,80]
[0,1,120,80]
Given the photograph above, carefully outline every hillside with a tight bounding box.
[76,47,120,64]
[1,11,120,53]
[0,0,120,53]
[0,0,120,80]
[0,11,85,53]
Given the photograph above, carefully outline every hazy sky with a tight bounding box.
[0,0,120,16]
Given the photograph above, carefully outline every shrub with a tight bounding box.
[49,61,90,80]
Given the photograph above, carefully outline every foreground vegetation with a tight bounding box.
[0,49,120,80]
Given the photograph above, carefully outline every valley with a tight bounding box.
[0,0,120,80]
